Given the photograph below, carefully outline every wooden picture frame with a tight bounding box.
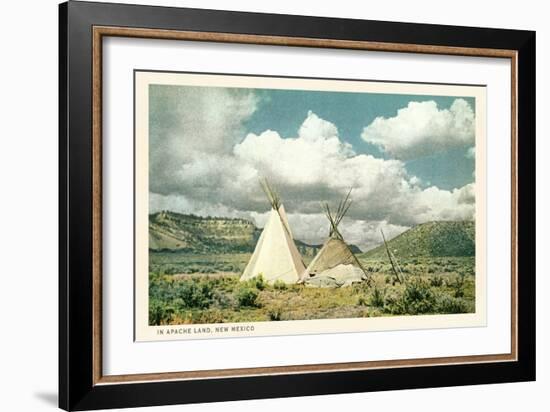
[59,1,535,410]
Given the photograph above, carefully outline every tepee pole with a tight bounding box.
[381,229,405,284]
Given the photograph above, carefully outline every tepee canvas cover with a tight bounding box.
[300,237,368,286]
[300,193,370,286]
[241,194,305,284]
[301,237,357,278]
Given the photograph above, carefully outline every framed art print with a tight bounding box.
[134,71,487,342]
[59,1,535,410]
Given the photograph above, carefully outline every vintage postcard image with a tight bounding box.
[134,71,486,341]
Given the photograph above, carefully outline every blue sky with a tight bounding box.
[246,89,475,190]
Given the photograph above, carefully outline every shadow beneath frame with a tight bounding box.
[34,392,58,407]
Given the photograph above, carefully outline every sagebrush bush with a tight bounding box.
[369,287,385,307]
[267,306,283,320]
[192,308,226,323]
[384,280,436,315]
[212,290,233,308]
[252,275,267,290]
[383,290,406,315]
[242,274,267,291]
[149,276,214,310]
[149,299,175,325]
[273,280,287,290]
[402,279,436,314]
[436,295,470,313]
[177,280,214,308]
[237,287,259,307]
[163,266,178,275]
[429,276,444,287]
[450,273,466,298]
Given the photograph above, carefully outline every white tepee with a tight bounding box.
[300,191,371,287]
[240,180,306,284]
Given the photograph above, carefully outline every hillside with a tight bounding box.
[149,211,324,255]
[363,221,475,259]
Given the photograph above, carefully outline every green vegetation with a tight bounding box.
[149,252,251,275]
[148,255,475,325]
[369,286,385,307]
[364,221,475,259]
[148,219,477,325]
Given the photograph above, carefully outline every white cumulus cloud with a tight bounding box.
[149,90,475,250]
[361,98,475,159]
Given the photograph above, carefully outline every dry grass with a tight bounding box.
[149,255,475,325]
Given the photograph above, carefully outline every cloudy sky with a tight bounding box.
[148,83,476,251]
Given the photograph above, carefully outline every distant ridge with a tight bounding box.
[363,221,475,258]
[148,211,346,255]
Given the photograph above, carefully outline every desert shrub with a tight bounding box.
[242,274,267,291]
[450,273,466,298]
[430,276,444,287]
[237,287,259,307]
[251,275,267,290]
[149,274,217,311]
[383,290,406,315]
[163,266,177,275]
[369,287,385,307]
[149,274,173,303]
[267,306,283,321]
[384,280,436,315]
[436,295,470,314]
[149,299,174,325]
[273,280,287,290]
[385,275,392,284]
[212,290,233,308]
[357,295,368,306]
[193,308,226,323]
[402,279,436,314]
[220,276,239,288]
[173,279,214,309]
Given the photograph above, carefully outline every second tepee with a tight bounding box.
[300,191,371,287]
[241,180,306,284]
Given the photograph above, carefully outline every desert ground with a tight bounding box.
[148,252,475,325]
